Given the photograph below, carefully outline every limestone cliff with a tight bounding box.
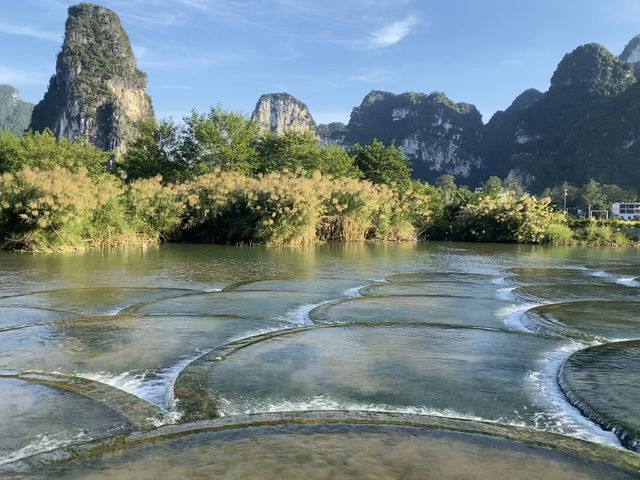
[251,93,315,134]
[29,3,154,153]
[344,90,486,182]
[0,85,33,135]
[483,42,640,189]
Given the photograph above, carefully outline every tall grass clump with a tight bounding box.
[0,167,183,252]
[181,170,423,246]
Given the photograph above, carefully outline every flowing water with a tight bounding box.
[0,242,639,477]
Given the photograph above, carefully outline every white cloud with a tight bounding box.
[0,22,60,41]
[369,15,419,48]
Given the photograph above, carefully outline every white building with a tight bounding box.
[611,203,640,220]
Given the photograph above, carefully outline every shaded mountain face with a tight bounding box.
[344,91,486,182]
[29,3,154,154]
[483,42,639,190]
[251,93,316,134]
[317,122,347,145]
[621,35,640,77]
[0,85,33,136]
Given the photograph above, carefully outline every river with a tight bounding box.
[0,242,639,478]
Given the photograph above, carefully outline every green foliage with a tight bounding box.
[181,170,420,246]
[122,119,192,182]
[0,166,183,252]
[455,193,561,244]
[0,130,108,176]
[181,107,260,174]
[349,140,412,187]
[0,85,33,136]
[583,222,615,246]
[543,180,637,212]
[544,223,574,245]
[256,130,361,178]
[480,176,503,196]
[581,179,608,210]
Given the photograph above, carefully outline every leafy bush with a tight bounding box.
[583,222,614,245]
[544,223,574,245]
[256,131,361,178]
[455,194,560,244]
[0,130,108,176]
[349,140,412,188]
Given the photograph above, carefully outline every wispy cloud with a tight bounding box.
[345,68,391,83]
[368,15,419,48]
[0,22,60,41]
[0,65,50,86]
[133,42,243,71]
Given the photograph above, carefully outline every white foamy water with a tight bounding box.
[525,342,621,448]
[275,284,372,326]
[496,303,542,333]
[0,430,92,466]
[491,276,510,286]
[495,287,517,301]
[585,268,640,287]
[616,277,640,287]
[79,349,212,412]
[225,396,523,428]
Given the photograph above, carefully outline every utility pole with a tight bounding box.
[564,188,568,214]
[588,204,592,219]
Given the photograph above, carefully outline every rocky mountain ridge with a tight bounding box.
[29,3,153,154]
[307,34,640,189]
[251,93,315,134]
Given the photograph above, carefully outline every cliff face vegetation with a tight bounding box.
[0,85,33,136]
[343,91,486,183]
[29,3,153,154]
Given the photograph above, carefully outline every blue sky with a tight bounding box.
[1,0,640,124]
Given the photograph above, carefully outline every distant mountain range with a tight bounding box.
[314,38,640,190]
[0,85,33,136]
[2,2,640,191]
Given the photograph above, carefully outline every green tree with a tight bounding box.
[480,176,503,196]
[257,130,361,178]
[180,107,259,174]
[502,177,525,197]
[0,130,107,176]
[349,140,412,187]
[601,184,636,204]
[542,182,580,210]
[257,130,320,173]
[581,179,608,210]
[122,119,191,182]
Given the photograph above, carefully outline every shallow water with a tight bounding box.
[0,242,639,474]
[26,423,639,480]
[560,340,640,451]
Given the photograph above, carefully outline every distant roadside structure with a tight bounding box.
[612,203,640,220]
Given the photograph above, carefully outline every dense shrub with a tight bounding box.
[0,130,108,176]
[181,170,420,246]
[0,167,182,251]
[455,194,561,244]
[544,223,574,245]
